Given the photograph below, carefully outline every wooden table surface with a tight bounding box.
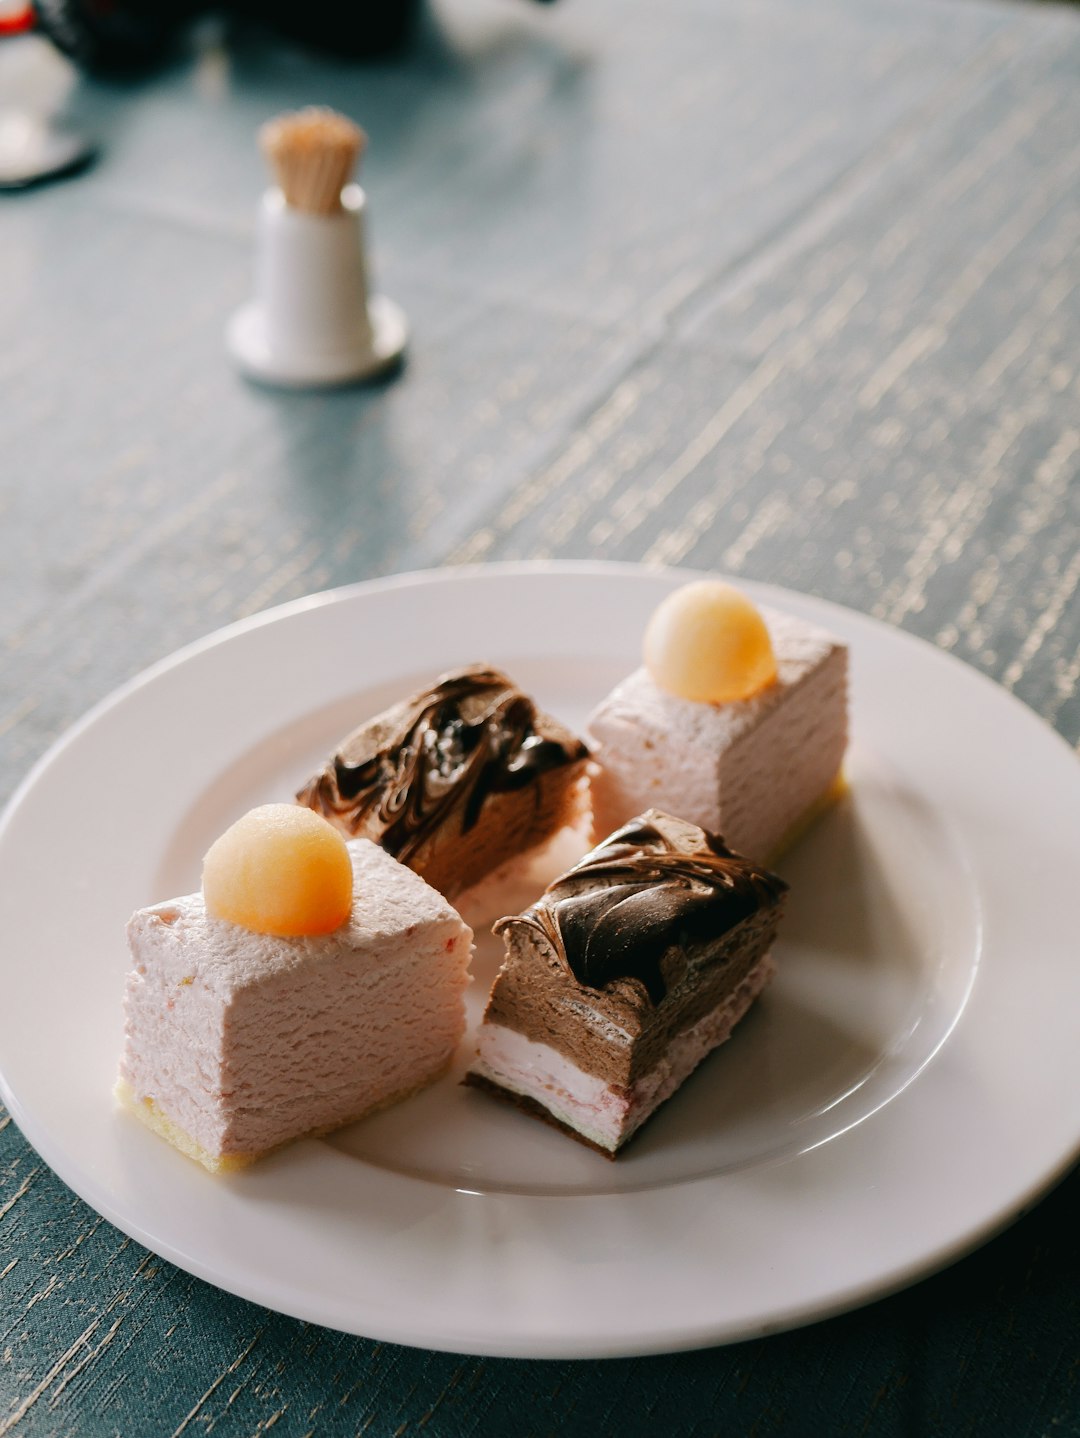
[2,0,1079,1432]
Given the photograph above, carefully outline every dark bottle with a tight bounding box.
[32,0,554,75]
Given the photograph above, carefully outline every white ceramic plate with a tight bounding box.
[2,563,1079,1358]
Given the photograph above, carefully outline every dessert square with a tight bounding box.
[117,839,471,1172]
[587,608,847,862]
[297,665,591,899]
[465,810,787,1156]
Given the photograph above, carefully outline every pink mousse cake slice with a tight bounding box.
[117,839,471,1172]
[586,607,848,863]
[465,810,787,1157]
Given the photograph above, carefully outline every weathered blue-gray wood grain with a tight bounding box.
[2,0,1079,1431]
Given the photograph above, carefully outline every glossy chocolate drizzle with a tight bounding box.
[496,811,787,1004]
[298,666,588,862]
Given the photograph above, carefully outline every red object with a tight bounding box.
[0,2,35,35]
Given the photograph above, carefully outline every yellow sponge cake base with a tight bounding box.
[115,1061,451,1174]
[764,769,848,867]
[114,1080,257,1174]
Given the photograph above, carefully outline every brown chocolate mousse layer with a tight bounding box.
[480,811,787,1089]
[297,665,590,898]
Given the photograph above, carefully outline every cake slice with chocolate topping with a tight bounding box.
[465,810,787,1157]
[296,665,591,900]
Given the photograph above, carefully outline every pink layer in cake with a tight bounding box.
[470,953,775,1153]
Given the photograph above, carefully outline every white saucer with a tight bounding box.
[227,293,407,388]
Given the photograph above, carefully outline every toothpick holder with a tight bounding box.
[227,183,407,388]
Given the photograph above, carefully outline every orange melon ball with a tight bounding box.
[643,580,778,704]
[202,804,353,937]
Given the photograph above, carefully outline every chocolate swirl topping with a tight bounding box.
[297,666,589,862]
[496,810,787,1005]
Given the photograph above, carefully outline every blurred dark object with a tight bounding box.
[31,0,554,74]
[33,0,417,70]
[33,0,189,72]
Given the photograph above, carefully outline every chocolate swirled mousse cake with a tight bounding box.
[587,581,848,863]
[297,665,591,900]
[465,810,787,1156]
[117,805,472,1173]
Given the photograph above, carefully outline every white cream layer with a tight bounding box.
[470,953,775,1152]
